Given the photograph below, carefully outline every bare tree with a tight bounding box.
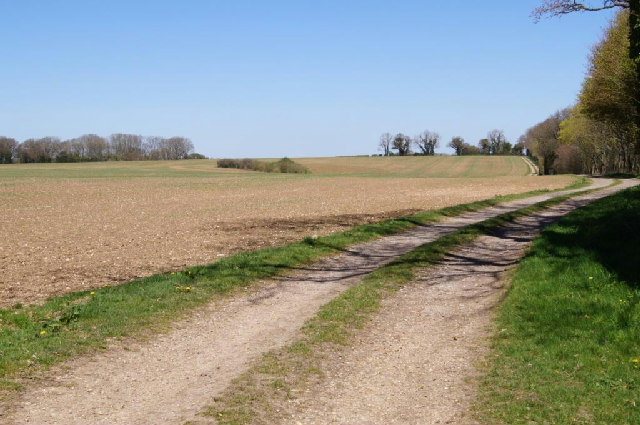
[487,129,508,155]
[79,134,109,161]
[143,136,165,160]
[17,137,61,163]
[414,130,440,155]
[110,134,144,161]
[392,133,412,156]
[533,1,630,19]
[378,133,392,156]
[165,137,194,160]
[0,136,17,164]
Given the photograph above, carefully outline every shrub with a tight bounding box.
[216,157,310,174]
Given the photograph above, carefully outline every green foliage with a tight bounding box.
[186,153,207,159]
[476,186,640,425]
[582,11,637,126]
[559,11,639,174]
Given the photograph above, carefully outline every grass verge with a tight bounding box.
[0,177,589,393]
[201,185,601,425]
[474,185,640,425]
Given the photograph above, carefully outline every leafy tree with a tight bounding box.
[512,141,526,156]
[392,133,412,156]
[558,11,639,173]
[523,109,570,174]
[478,138,491,155]
[0,136,17,164]
[448,136,466,156]
[534,1,640,149]
[463,143,481,155]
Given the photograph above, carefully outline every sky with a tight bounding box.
[0,1,618,157]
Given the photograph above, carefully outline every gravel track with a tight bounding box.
[284,179,638,425]
[4,178,623,425]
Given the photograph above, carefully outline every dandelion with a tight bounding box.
[589,276,594,280]
[185,286,191,291]
[40,330,46,336]
[90,291,95,296]
[171,272,175,275]
[633,359,639,363]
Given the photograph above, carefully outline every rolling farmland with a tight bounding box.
[0,157,573,307]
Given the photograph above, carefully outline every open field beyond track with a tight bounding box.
[0,157,573,307]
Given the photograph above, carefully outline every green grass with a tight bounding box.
[203,188,598,425]
[0,178,589,392]
[295,155,532,178]
[475,185,640,425]
[0,156,539,180]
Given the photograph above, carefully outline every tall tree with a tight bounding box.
[378,133,392,156]
[533,1,640,147]
[0,137,17,164]
[392,133,412,156]
[487,129,508,154]
[110,134,144,161]
[448,136,466,156]
[414,130,440,155]
[478,138,491,155]
[523,109,571,174]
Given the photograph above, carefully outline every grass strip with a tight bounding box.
[201,184,600,425]
[474,185,640,425]
[0,177,589,391]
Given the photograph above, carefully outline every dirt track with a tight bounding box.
[5,178,631,425]
[284,178,637,425]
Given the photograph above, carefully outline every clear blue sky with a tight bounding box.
[0,1,617,157]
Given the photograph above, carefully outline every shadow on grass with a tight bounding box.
[528,186,640,289]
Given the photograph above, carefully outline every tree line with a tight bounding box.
[377,129,526,157]
[0,134,201,164]
[526,1,639,175]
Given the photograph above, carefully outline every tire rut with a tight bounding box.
[5,178,619,425]
[283,179,638,425]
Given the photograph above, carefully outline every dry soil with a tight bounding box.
[4,178,623,425]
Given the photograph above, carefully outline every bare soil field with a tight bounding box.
[0,159,573,307]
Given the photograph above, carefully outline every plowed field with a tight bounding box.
[0,158,573,307]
